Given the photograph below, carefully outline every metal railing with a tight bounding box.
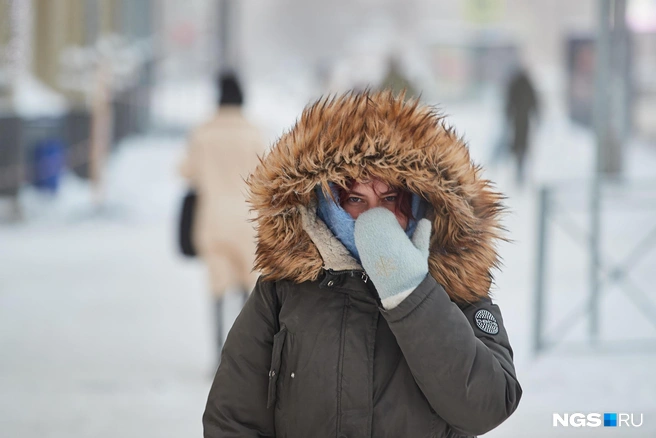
[534,182,656,354]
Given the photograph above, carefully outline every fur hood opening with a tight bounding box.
[246,91,506,304]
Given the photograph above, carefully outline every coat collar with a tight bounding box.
[298,200,362,273]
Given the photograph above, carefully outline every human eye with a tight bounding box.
[347,196,362,203]
[383,195,398,202]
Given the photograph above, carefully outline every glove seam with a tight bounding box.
[380,286,416,310]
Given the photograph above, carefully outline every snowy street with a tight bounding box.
[4,0,656,436]
[2,96,656,437]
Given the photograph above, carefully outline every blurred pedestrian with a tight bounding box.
[505,66,539,185]
[379,56,418,99]
[179,73,265,362]
[203,91,522,437]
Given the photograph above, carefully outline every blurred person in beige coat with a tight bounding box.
[179,73,265,359]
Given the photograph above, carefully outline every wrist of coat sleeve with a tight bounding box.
[380,286,416,309]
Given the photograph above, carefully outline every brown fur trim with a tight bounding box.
[246,90,506,303]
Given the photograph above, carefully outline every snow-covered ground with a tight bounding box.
[1,89,655,437]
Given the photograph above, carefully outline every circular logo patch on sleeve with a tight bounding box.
[474,309,499,335]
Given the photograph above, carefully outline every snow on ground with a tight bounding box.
[1,89,655,437]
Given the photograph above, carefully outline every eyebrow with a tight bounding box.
[348,189,399,197]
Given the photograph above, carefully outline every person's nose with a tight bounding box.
[365,199,382,211]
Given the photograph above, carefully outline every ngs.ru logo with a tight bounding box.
[553,413,643,428]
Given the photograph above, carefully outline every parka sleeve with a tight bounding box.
[380,274,522,436]
[203,277,278,438]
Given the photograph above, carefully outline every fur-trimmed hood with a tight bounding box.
[246,91,505,303]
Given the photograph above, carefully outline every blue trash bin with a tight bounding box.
[33,138,65,193]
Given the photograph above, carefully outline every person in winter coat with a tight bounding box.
[203,91,522,437]
[179,73,265,359]
[505,67,539,185]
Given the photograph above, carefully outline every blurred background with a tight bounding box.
[1,0,655,436]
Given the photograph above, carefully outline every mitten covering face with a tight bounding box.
[354,208,431,303]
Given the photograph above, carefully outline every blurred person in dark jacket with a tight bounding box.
[203,91,522,437]
[505,67,539,185]
[179,73,265,363]
[379,56,418,100]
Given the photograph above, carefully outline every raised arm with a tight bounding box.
[381,275,521,436]
[354,207,521,436]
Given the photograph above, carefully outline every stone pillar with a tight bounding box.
[31,0,87,104]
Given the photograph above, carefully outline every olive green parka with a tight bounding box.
[203,91,522,437]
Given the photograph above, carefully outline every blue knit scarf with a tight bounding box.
[315,183,427,263]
